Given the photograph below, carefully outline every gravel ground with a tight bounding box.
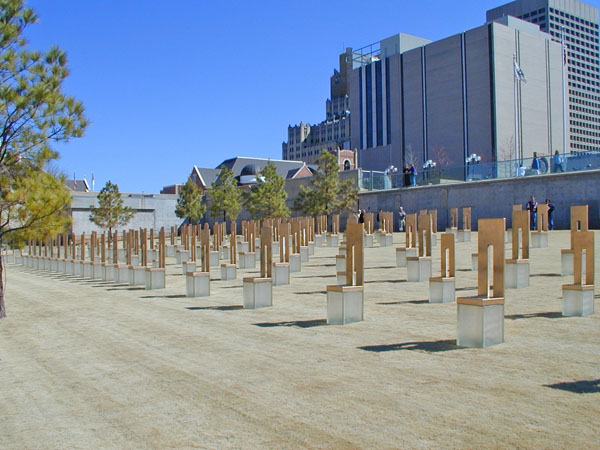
[0,230,598,449]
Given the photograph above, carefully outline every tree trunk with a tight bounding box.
[0,254,6,318]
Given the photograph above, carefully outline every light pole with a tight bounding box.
[422,159,436,182]
[466,153,481,181]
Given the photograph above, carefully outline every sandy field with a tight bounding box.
[0,230,598,449]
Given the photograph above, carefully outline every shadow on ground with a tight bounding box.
[365,279,407,284]
[544,379,600,394]
[456,286,477,291]
[294,274,336,279]
[141,294,187,299]
[376,299,428,305]
[253,319,327,328]
[359,339,463,353]
[107,286,145,291]
[186,305,243,311]
[505,312,562,320]
[531,273,562,277]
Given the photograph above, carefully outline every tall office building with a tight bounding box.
[282,49,355,166]
[487,0,600,152]
[349,19,565,171]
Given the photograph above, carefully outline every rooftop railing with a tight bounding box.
[358,151,600,191]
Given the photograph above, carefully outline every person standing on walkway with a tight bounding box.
[546,198,556,230]
[531,152,541,175]
[398,206,406,232]
[552,150,565,173]
[526,196,538,230]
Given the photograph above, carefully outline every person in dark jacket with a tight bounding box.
[531,152,541,174]
[526,196,538,230]
[546,198,555,230]
[403,165,410,187]
[358,209,365,224]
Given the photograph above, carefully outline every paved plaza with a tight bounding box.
[1,230,598,449]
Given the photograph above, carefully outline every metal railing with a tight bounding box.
[358,151,600,191]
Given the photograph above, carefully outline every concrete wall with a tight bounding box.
[492,21,564,160]
[357,169,600,231]
[465,26,494,162]
[71,192,182,235]
[425,34,465,165]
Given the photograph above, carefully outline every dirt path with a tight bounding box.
[1,231,598,449]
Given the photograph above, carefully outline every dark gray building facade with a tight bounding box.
[350,19,565,171]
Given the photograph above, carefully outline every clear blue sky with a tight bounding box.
[27,0,510,193]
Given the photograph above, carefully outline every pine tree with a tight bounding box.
[89,181,135,236]
[175,178,206,225]
[294,151,358,216]
[244,162,289,220]
[208,166,241,221]
[0,0,88,318]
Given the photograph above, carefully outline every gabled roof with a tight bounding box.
[65,179,90,192]
[286,165,316,179]
[192,165,220,189]
[216,157,310,180]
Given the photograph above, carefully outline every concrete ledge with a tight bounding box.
[326,285,364,325]
[145,268,165,290]
[407,256,432,282]
[560,249,574,276]
[314,234,323,247]
[327,234,339,247]
[209,251,219,268]
[103,263,116,282]
[335,255,346,272]
[290,254,301,273]
[238,252,256,269]
[243,277,272,309]
[505,259,530,289]
[91,262,103,280]
[175,250,190,264]
[116,264,129,284]
[457,230,471,242]
[186,272,210,297]
[83,261,93,278]
[457,297,505,348]
[300,246,309,263]
[220,263,236,281]
[183,260,196,275]
[531,231,548,248]
[396,247,417,268]
[129,265,146,287]
[272,262,290,286]
[429,277,455,303]
[562,284,594,317]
